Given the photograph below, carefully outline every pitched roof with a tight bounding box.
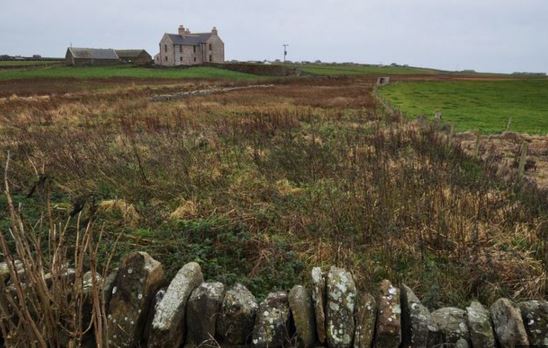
[115,49,150,58]
[166,33,212,46]
[67,47,119,60]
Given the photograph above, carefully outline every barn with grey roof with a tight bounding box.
[156,24,225,66]
[65,48,120,66]
[116,49,152,65]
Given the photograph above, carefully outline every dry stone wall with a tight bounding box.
[1,252,546,347]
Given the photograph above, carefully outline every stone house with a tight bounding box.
[116,49,152,65]
[156,25,224,66]
[65,47,120,66]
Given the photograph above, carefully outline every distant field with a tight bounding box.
[0,60,62,66]
[299,64,441,76]
[0,65,259,80]
[379,79,548,134]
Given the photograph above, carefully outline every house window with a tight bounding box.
[209,43,212,50]
[180,56,183,62]
[209,55,212,62]
[194,57,196,62]
[165,56,167,61]
[193,46,196,53]
[164,44,167,52]
[179,45,182,53]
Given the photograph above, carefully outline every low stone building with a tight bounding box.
[116,49,152,65]
[65,47,120,66]
[157,24,225,66]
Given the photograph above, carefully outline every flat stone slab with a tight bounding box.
[186,282,226,347]
[288,285,316,348]
[311,267,327,345]
[490,298,529,348]
[375,280,401,348]
[148,262,204,348]
[466,301,495,348]
[401,284,440,348]
[107,252,165,348]
[252,291,291,347]
[353,293,376,348]
[326,266,357,348]
[518,300,547,347]
[217,283,258,345]
[431,307,469,345]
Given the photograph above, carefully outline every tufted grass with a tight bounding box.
[0,76,545,308]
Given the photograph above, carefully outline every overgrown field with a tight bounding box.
[0,65,258,80]
[0,76,546,308]
[379,79,548,134]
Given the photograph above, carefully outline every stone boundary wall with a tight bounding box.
[1,251,546,347]
[72,252,548,347]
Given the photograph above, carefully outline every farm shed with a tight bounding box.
[116,49,152,65]
[65,47,120,66]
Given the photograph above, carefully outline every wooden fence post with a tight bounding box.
[518,141,528,180]
[448,125,454,147]
[474,131,481,158]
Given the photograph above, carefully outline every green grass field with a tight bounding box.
[379,79,548,134]
[299,64,441,76]
[0,65,258,80]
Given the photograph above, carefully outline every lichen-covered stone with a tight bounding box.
[375,280,401,348]
[289,285,316,348]
[455,338,470,348]
[518,300,547,347]
[353,293,376,348]
[107,252,165,348]
[186,282,225,347]
[82,271,103,294]
[466,301,495,348]
[311,267,327,345]
[148,262,204,348]
[252,291,291,347]
[326,266,356,348]
[401,284,440,348]
[217,283,258,345]
[144,288,166,344]
[102,269,118,307]
[490,298,529,348]
[0,260,23,286]
[431,307,469,344]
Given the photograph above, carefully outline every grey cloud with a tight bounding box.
[0,0,546,73]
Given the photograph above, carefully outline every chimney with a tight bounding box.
[212,26,218,35]
[178,25,186,36]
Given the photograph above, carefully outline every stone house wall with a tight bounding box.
[157,30,225,66]
[206,35,225,64]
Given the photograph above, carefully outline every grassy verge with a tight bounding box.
[0,65,259,81]
[379,79,548,134]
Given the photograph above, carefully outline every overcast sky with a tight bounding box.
[1,0,546,73]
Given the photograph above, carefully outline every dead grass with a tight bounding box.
[0,154,110,347]
[0,76,545,307]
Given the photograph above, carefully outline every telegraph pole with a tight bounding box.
[283,44,289,63]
